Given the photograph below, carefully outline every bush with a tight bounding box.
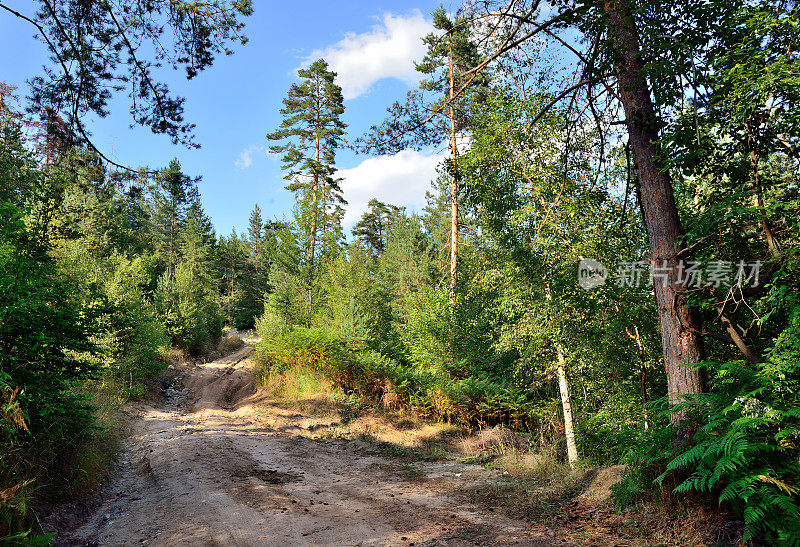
[155,264,222,354]
[255,308,290,345]
[253,324,541,430]
[615,315,800,544]
[0,202,99,536]
[59,246,171,395]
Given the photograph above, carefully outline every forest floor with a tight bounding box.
[45,337,721,546]
[49,340,568,546]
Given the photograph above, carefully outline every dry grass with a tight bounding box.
[462,455,734,546]
[255,365,465,460]
[217,332,245,355]
[253,367,734,545]
[460,424,532,457]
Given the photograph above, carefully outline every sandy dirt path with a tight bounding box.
[59,343,564,546]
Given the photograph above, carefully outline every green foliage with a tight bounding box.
[20,0,253,147]
[666,356,800,542]
[61,246,170,395]
[6,0,799,540]
[255,324,540,429]
[615,313,800,543]
[155,264,222,354]
[0,200,97,535]
[353,199,403,256]
[149,159,200,275]
[267,58,348,271]
[403,283,456,372]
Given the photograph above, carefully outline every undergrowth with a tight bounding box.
[614,342,800,544]
[0,372,127,540]
[254,325,542,430]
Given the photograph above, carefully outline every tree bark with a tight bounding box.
[556,343,579,467]
[546,285,578,467]
[603,0,706,422]
[748,147,780,258]
[448,45,459,298]
[308,74,321,316]
[714,295,760,364]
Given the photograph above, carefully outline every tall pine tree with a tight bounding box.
[267,59,347,313]
[149,159,199,276]
[358,7,487,296]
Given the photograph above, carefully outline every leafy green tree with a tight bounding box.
[0,133,99,533]
[227,205,271,329]
[0,84,36,206]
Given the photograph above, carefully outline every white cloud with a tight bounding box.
[235,144,268,169]
[305,11,434,100]
[339,149,444,228]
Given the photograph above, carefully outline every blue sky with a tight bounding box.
[0,0,454,236]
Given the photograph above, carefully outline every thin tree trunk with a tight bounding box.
[546,285,578,467]
[627,325,650,429]
[748,147,779,258]
[556,344,579,467]
[169,204,175,277]
[229,266,235,321]
[308,75,321,317]
[714,295,760,364]
[603,0,706,423]
[448,45,459,298]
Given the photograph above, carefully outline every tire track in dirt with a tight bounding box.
[58,344,565,546]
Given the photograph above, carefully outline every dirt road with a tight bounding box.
[59,343,563,546]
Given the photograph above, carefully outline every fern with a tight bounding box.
[663,353,800,544]
[617,314,800,545]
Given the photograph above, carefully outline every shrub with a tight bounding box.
[0,202,100,535]
[154,264,222,354]
[253,324,542,430]
[59,247,171,395]
[615,315,800,544]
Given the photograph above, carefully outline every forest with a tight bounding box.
[1,0,799,544]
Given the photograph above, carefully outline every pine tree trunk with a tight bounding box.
[603,0,706,423]
[169,202,175,277]
[308,75,321,317]
[448,47,459,298]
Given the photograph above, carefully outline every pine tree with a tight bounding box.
[218,229,248,323]
[353,199,402,256]
[180,197,217,283]
[149,158,199,276]
[267,59,347,312]
[359,7,486,296]
[247,204,264,259]
[416,7,487,295]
